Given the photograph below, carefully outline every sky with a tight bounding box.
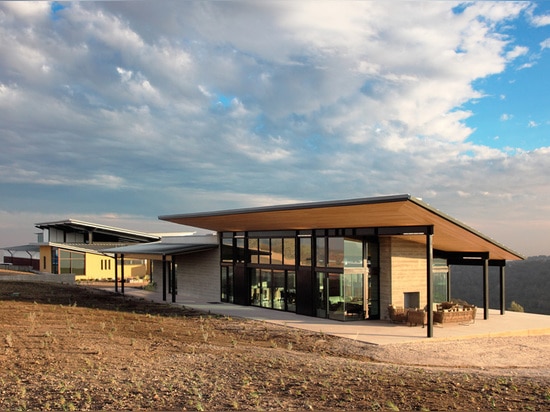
[0,1,549,257]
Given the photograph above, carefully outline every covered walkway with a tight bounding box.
[105,285,550,345]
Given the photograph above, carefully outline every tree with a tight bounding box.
[509,300,524,312]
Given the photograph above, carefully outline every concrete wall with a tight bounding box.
[379,236,428,320]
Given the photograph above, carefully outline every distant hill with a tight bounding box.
[450,255,550,315]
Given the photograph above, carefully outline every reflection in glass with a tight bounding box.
[222,238,233,263]
[300,237,312,266]
[328,238,344,267]
[316,237,326,267]
[259,239,270,264]
[248,238,258,264]
[272,270,285,310]
[260,269,272,308]
[316,272,327,318]
[344,239,363,267]
[250,269,261,306]
[287,271,296,312]
[283,238,295,265]
[271,238,283,265]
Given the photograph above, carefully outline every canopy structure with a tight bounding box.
[35,219,160,244]
[101,237,218,303]
[159,194,523,261]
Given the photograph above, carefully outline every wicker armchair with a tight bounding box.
[388,305,407,323]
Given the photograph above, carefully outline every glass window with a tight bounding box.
[271,238,283,265]
[316,237,326,267]
[260,269,272,308]
[236,238,245,262]
[259,239,270,264]
[283,238,295,265]
[286,271,296,312]
[250,269,261,306]
[328,238,344,268]
[299,237,312,266]
[248,238,258,264]
[344,239,363,268]
[272,270,285,310]
[221,238,233,263]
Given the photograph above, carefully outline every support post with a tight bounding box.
[447,265,452,302]
[483,257,489,320]
[162,254,167,302]
[426,226,434,338]
[500,264,506,315]
[114,253,118,293]
[171,257,177,303]
[120,253,125,295]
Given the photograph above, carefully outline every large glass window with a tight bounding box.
[316,237,326,267]
[272,270,285,310]
[283,238,295,265]
[287,271,296,312]
[248,238,258,264]
[299,237,312,266]
[222,238,233,263]
[58,249,85,275]
[250,269,261,306]
[344,239,363,267]
[259,239,270,264]
[271,239,283,265]
[328,238,344,267]
[260,269,272,308]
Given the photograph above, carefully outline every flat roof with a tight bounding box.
[159,194,524,261]
[101,242,218,259]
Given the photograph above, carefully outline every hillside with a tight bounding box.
[450,255,550,315]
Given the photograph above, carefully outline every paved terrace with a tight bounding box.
[107,286,550,346]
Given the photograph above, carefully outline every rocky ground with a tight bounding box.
[0,278,548,411]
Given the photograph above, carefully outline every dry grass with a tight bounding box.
[0,280,549,411]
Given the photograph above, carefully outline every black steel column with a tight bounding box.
[120,253,125,295]
[426,226,434,338]
[171,257,177,303]
[114,253,118,293]
[500,264,506,315]
[447,265,452,302]
[162,254,167,302]
[483,257,489,320]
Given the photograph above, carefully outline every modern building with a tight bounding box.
[151,194,523,337]
[2,219,167,280]
[3,195,524,338]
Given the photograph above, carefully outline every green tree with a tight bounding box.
[509,300,524,312]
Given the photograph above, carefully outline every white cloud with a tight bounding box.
[0,1,548,256]
[541,38,550,50]
[528,120,539,128]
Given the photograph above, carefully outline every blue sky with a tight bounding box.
[0,1,549,256]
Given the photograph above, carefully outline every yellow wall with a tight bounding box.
[38,245,149,280]
[39,245,52,273]
[79,254,149,280]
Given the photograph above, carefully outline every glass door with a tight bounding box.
[316,272,327,318]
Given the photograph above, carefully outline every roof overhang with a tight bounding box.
[159,194,524,261]
[35,219,160,243]
[101,242,218,260]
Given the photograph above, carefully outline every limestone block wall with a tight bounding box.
[150,249,220,303]
[175,248,221,303]
[379,236,428,320]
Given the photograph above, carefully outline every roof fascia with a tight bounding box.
[407,197,525,260]
[159,194,411,222]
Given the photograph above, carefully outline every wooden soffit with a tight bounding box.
[159,195,523,261]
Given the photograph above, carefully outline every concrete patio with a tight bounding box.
[107,285,550,346]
